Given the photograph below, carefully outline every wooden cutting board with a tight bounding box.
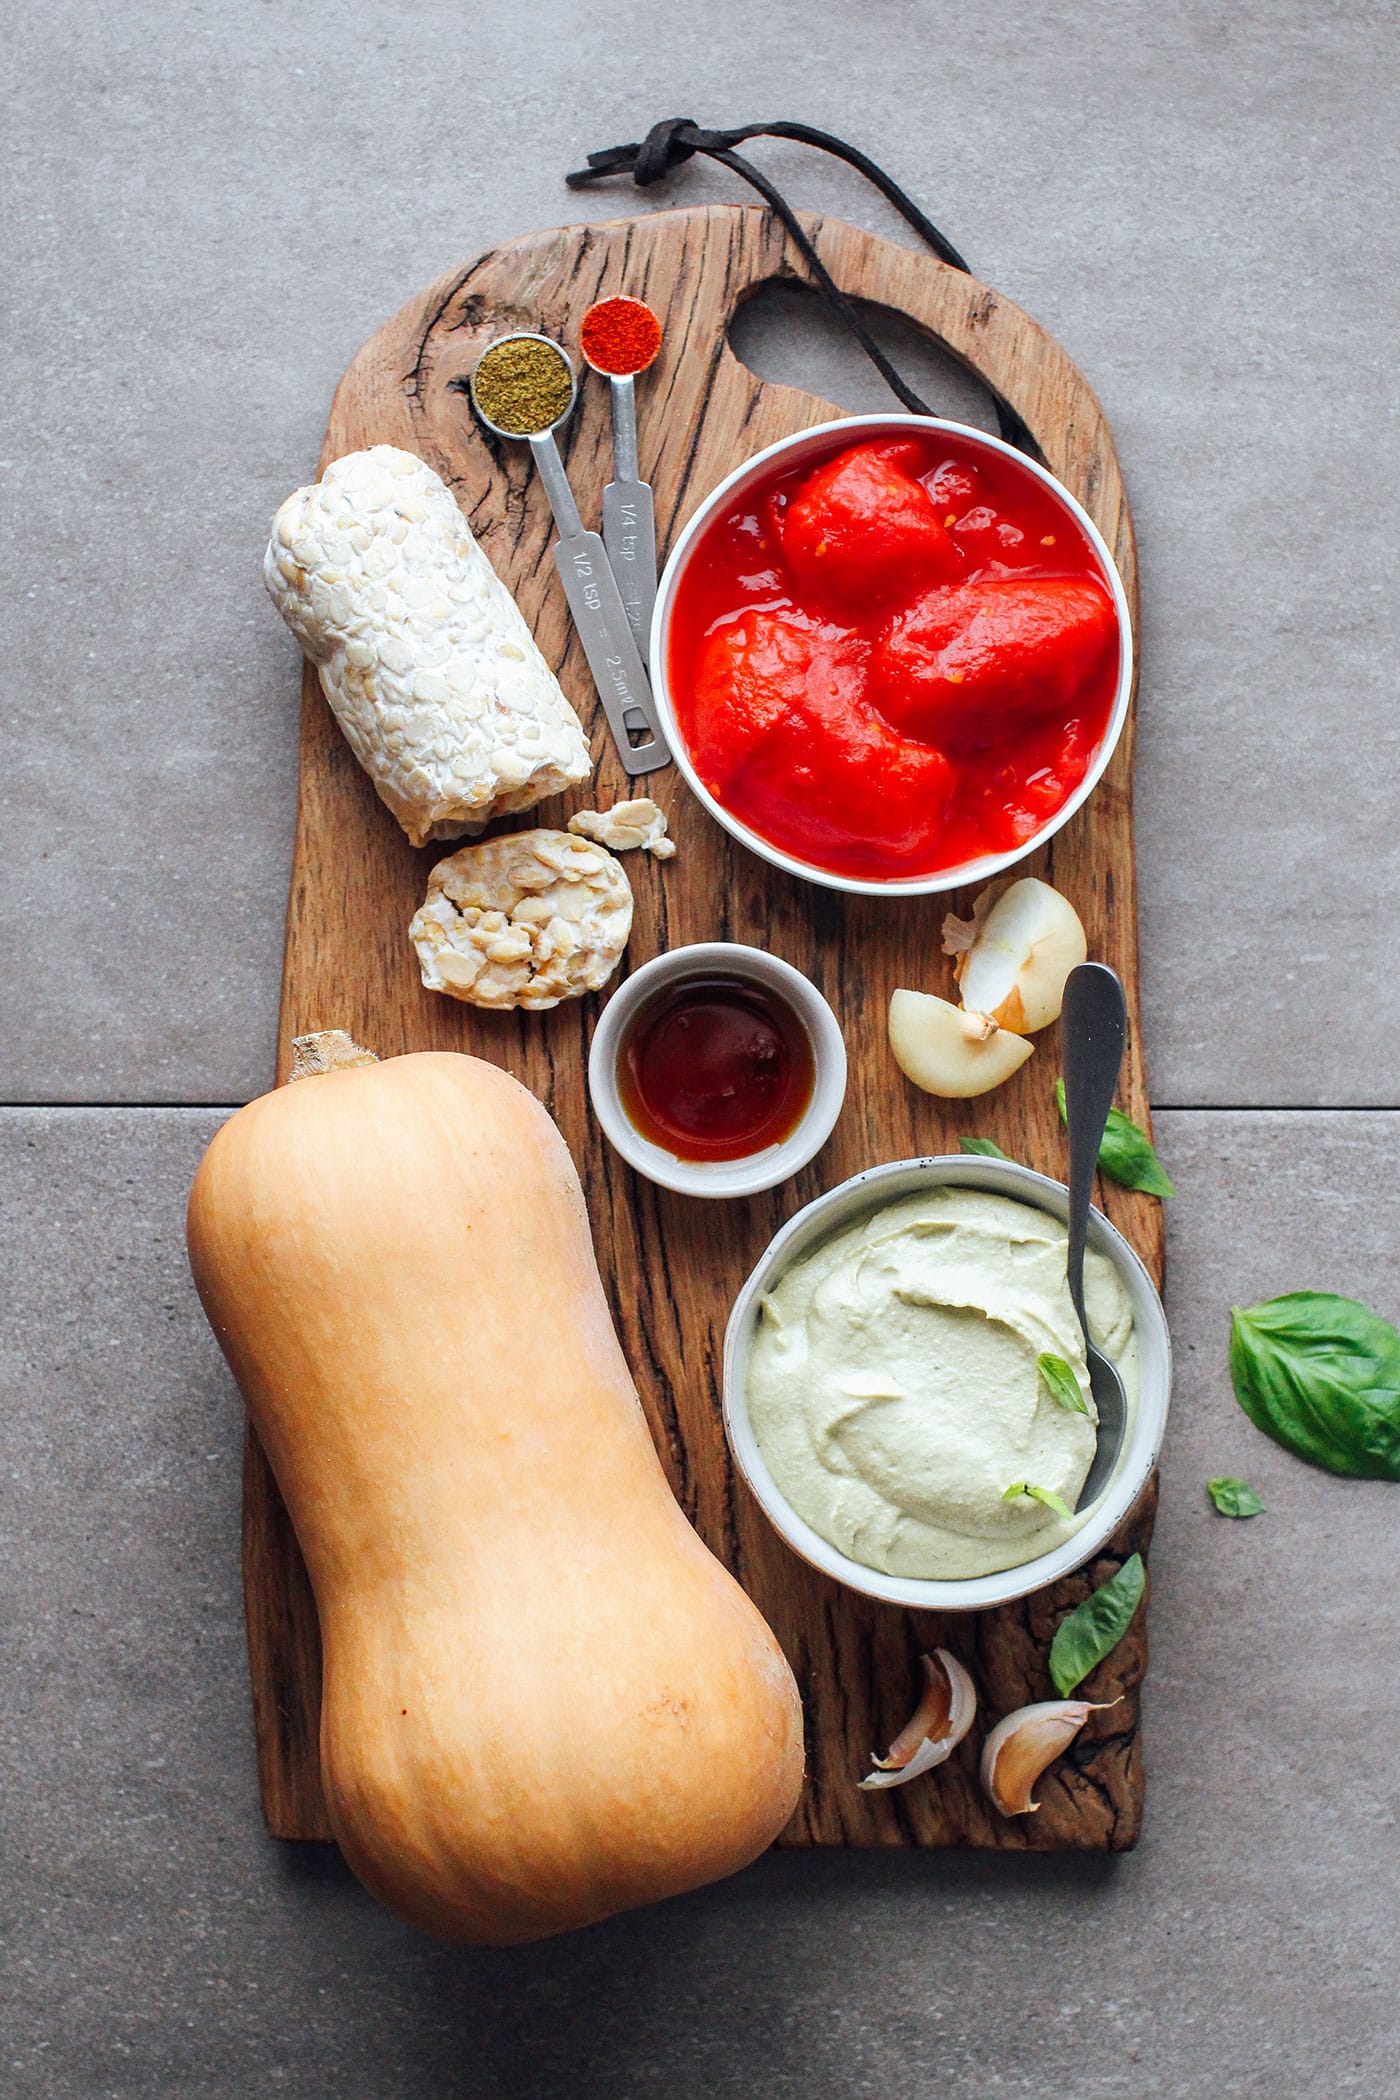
[254,202,1163,1851]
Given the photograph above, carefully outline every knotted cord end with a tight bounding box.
[567,118,748,189]
[568,117,699,189]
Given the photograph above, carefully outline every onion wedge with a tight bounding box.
[949,878,1087,1034]
[859,1649,977,1791]
[888,989,1033,1098]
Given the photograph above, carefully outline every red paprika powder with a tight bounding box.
[580,296,663,377]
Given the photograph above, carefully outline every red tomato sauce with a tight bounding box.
[666,428,1120,881]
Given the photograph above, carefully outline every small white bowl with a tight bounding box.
[649,414,1134,899]
[588,943,847,1199]
[723,1154,1171,1610]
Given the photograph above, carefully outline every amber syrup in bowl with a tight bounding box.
[617,975,816,1163]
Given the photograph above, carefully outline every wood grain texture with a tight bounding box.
[258,203,1162,1849]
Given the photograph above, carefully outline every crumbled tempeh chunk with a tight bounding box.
[567,797,676,858]
[409,829,633,1010]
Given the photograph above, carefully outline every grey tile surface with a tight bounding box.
[2,0,1397,1102]
[4,1107,1398,2098]
[6,2,1399,2094]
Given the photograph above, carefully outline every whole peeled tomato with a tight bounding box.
[781,440,963,612]
[684,605,855,790]
[871,575,1118,743]
[690,606,954,871]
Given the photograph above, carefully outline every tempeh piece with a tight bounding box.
[265,446,591,846]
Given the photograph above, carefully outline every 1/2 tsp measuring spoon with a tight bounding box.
[580,297,663,654]
[468,332,670,777]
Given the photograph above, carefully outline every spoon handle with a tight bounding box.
[1062,962,1128,1338]
[528,432,671,776]
[602,377,658,654]
[528,426,586,539]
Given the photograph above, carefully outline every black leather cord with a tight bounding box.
[567,118,1036,456]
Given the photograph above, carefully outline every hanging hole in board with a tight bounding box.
[728,280,1008,436]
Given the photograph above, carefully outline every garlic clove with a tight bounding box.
[949,878,1087,1034]
[980,1697,1120,1815]
[873,1649,972,1767]
[888,989,1034,1098]
[859,1648,977,1791]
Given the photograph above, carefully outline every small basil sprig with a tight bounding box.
[1229,1292,1400,1479]
[1003,1481,1073,1521]
[959,1136,1009,1159]
[1053,1080,1175,1198]
[1048,1552,1145,1696]
[1207,1477,1266,1517]
[1039,1351,1091,1415]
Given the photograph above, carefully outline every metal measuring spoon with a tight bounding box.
[1062,961,1130,1512]
[468,332,670,777]
[581,298,663,654]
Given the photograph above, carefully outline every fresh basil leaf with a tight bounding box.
[1028,1484,1073,1520]
[1048,1552,1146,1697]
[959,1136,1010,1159]
[1039,1351,1091,1415]
[1229,1292,1400,1480]
[1054,1079,1175,1198]
[1003,1481,1073,1521]
[1207,1476,1266,1517]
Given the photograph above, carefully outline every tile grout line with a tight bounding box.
[1155,1104,1400,1114]
[0,1102,255,1112]
[6,1101,1400,1114]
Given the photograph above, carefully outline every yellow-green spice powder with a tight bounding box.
[471,336,573,435]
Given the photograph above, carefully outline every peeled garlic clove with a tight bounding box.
[980,1697,1119,1815]
[888,989,1034,1098]
[950,878,1087,1034]
[859,1648,976,1791]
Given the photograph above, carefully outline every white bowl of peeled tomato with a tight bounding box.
[650,415,1133,898]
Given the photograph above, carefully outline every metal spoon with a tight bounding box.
[1062,961,1129,1511]
[597,368,658,655]
[580,300,663,655]
[468,332,670,777]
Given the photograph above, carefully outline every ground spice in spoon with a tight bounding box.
[471,335,574,434]
[580,296,663,377]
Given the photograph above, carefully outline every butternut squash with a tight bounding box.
[186,1050,804,1944]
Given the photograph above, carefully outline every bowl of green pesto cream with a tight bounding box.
[724,1156,1171,1611]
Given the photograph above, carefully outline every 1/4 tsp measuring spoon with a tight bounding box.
[580,297,663,654]
[468,332,670,777]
